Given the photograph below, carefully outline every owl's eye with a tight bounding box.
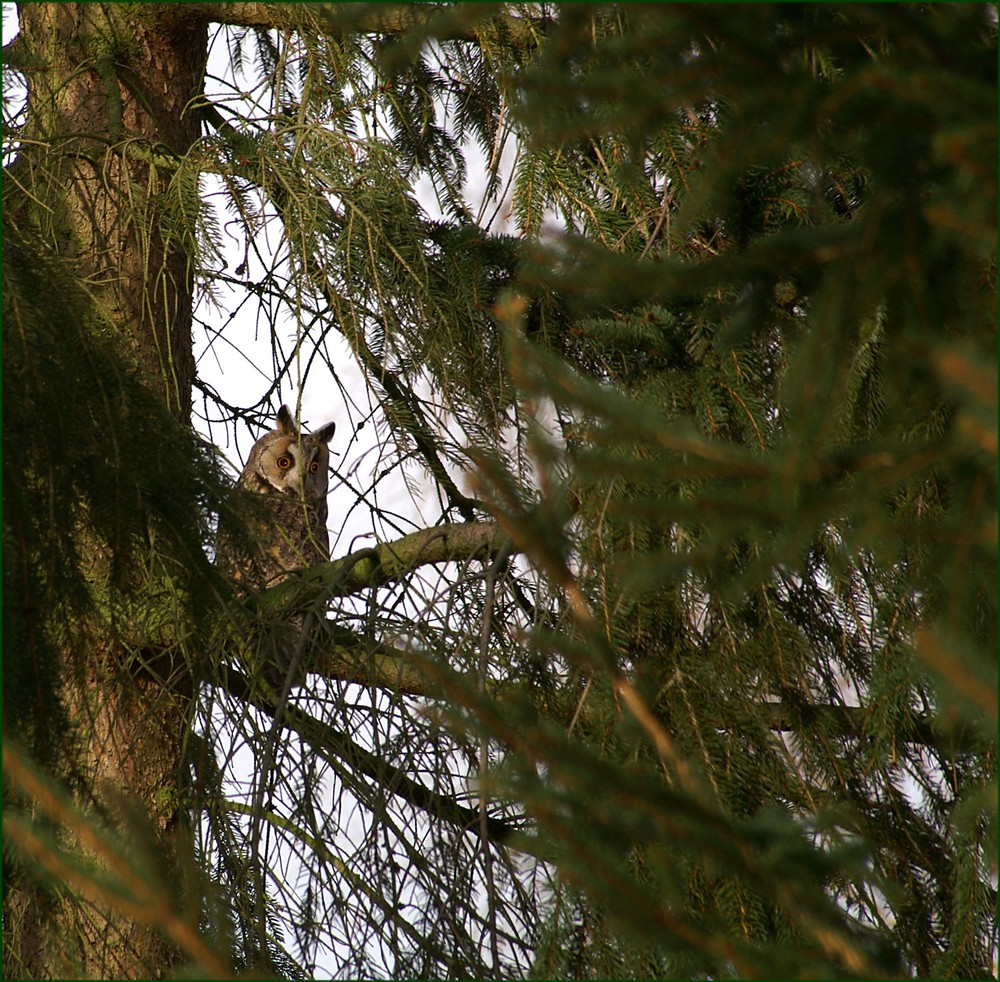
[309,460,320,474]
[276,455,293,470]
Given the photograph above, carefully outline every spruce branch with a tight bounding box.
[256,520,508,610]
[217,666,523,844]
[152,3,545,50]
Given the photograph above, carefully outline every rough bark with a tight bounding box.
[12,2,206,415]
[4,5,208,978]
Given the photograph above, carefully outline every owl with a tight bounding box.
[218,406,335,691]
[219,404,336,592]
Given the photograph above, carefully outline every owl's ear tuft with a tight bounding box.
[276,405,295,434]
[315,421,336,444]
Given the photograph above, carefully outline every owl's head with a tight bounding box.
[243,405,336,499]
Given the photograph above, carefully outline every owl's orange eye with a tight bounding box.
[309,460,320,474]
[276,455,293,470]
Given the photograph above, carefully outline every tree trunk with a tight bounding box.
[5,5,207,978]
[13,2,205,412]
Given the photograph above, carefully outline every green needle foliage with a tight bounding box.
[470,7,996,977]
[2,4,994,979]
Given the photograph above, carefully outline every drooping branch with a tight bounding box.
[275,188,485,522]
[218,665,523,844]
[332,325,484,521]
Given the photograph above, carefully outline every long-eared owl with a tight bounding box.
[220,405,337,591]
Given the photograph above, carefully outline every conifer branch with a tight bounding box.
[759,702,986,757]
[256,520,508,612]
[153,3,544,50]
[330,327,483,520]
[218,666,523,844]
[301,632,989,760]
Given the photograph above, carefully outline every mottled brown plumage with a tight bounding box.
[217,406,337,686]
[219,405,336,591]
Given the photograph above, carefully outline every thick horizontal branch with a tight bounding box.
[152,3,544,48]
[258,520,509,612]
[151,2,288,30]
